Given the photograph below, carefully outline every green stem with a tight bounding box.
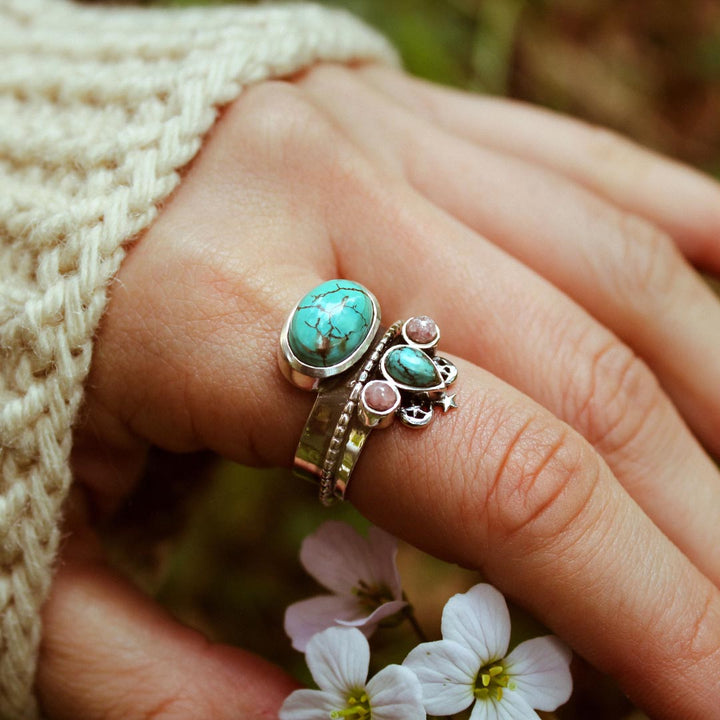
[401,604,428,643]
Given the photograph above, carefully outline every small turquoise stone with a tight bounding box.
[384,346,441,388]
[289,280,374,368]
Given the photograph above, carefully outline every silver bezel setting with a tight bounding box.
[401,316,441,350]
[358,380,401,429]
[279,286,381,391]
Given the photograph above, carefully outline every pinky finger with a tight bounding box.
[359,65,720,272]
[37,529,297,720]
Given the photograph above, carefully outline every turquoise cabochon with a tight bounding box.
[288,280,375,368]
[383,345,442,389]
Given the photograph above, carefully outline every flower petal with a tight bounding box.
[367,525,404,597]
[279,689,342,720]
[285,594,364,652]
[305,627,370,693]
[468,698,491,720]
[300,521,401,598]
[469,691,540,720]
[403,639,477,715]
[442,584,511,662]
[366,664,425,720]
[336,599,407,629]
[504,636,573,711]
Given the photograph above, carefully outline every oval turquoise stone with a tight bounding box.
[384,346,441,388]
[289,280,374,368]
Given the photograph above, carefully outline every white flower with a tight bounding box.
[285,521,407,651]
[403,584,572,720]
[280,626,425,720]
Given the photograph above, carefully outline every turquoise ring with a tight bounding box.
[279,279,458,505]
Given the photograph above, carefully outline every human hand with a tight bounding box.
[38,64,720,719]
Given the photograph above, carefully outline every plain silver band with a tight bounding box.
[293,321,402,505]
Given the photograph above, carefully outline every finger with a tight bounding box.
[337,185,720,587]
[358,64,720,272]
[346,356,720,720]
[300,65,720,458]
[37,528,297,720]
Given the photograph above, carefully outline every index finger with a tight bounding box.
[345,356,720,719]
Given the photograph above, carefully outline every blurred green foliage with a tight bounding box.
[103,2,719,718]
[144,0,720,174]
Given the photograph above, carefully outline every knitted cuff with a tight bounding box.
[0,1,396,716]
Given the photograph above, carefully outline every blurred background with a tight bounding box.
[148,0,720,175]
[101,2,720,718]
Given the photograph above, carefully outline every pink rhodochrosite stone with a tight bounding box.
[406,315,438,345]
[364,380,397,412]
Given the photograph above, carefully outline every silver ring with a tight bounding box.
[279,279,458,505]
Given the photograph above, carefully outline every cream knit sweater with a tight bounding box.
[0,1,395,716]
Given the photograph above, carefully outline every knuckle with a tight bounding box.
[568,338,663,461]
[226,80,341,169]
[131,691,214,720]
[297,61,357,93]
[585,125,659,195]
[226,79,375,197]
[680,589,720,668]
[463,406,597,545]
[586,126,640,170]
[74,669,205,720]
[299,64,407,178]
[136,695,190,720]
[606,211,682,307]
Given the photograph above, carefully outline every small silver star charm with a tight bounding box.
[437,393,458,412]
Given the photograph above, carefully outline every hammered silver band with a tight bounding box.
[294,322,401,505]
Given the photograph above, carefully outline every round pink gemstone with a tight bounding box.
[364,381,397,412]
[406,315,438,345]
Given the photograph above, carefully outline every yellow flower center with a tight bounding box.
[330,690,372,719]
[473,662,516,702]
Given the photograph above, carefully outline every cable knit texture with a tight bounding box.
[0,1,395,716]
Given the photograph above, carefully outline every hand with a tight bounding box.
[38,63,720,719]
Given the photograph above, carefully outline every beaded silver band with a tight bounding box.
[315,322,402,505]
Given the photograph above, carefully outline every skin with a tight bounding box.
[37,63,720,719]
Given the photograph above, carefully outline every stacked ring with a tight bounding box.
[278,279,458,505]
